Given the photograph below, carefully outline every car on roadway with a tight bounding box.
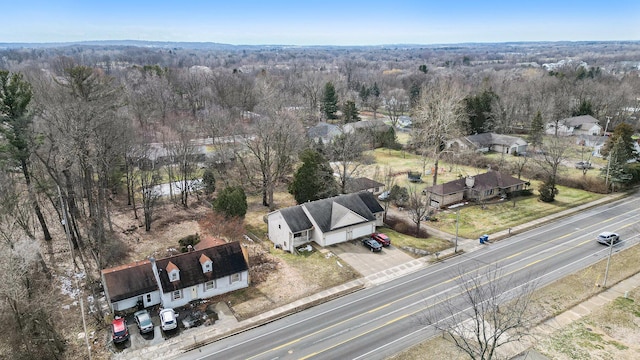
[111,316,129,343]
[159,308,178,331]
[371,232,391,247]
[597,232,620,245]
[362,237,382,252]
[575,161,592,169]
[134,309,154,334]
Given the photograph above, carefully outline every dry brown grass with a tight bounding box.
[392,244,640,360]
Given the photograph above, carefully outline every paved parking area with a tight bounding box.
[326,238,416,276]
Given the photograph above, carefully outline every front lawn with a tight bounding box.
[375,227,451,256]
[427,184,604,239]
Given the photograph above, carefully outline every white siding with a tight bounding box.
[111,291,161,312]
[267,211,294,252]
[162,271,249,308]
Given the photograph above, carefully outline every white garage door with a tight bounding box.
[325,231,347,246]
[352,223,374,238]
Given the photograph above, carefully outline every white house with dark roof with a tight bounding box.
[447,133,528,155]
[546,115,603,136]
[101,241,249,312]
[267,192,384,253]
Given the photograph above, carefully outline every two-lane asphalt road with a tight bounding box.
[178,194,640,360]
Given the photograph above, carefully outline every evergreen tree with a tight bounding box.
[538,179,558,202]
[464,89,497,134]
[0,70,52,241]
[572,99,594,116]
[359,84,370,105]
[409,82,421,109]
[342,100,360,123]
[202,168,216,195]
[321,81,338,120]
[213,186,247,217]
[601,123,636,161]
[370,82,380,97]
[289,149,338,203]
[529,111,545,147]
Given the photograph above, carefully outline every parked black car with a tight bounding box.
[362,238,382,252]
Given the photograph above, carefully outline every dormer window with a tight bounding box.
[199,254,213,273]
[166,261,180,282]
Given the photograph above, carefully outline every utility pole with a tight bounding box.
[454,208,460,253]
[603,238,615,287]
[602,116,612,191]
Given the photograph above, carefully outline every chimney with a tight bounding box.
[149,257,165,306]
[465,176,475,188]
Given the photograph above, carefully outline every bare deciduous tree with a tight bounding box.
[406,185,429,236]
[235,78,305,209]
[535,136,571,201]
[412,77,466,186]
[385,88,409,128]
[424,265,536,360]
[328,131,367,194]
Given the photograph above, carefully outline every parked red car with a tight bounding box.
[111,316,129,343]
[371,233,391,247]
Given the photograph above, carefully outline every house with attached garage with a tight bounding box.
[423,170,529,209]
[546,115,603,137]
[446,133,528,156]
[267,192,384,253]
[101,241,249,312]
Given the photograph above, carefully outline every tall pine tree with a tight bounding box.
[321,81,338,120]
[289,149,338,203]
[529,111,545,147]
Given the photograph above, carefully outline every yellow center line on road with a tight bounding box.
[247,213,631,360]
[299,237,594,360]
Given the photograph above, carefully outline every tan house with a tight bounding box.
[424,171,529,209]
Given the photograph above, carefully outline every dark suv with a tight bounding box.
[371,233,390,247]
[362,237,382,252]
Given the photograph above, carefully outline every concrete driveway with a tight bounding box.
[327,238,415,276]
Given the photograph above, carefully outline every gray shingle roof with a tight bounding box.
[276,192,383,234]
[281,206,313,233]
[465,133,527,147]
[345,177,384,193]
[157,242,248,293]
[562,115,600,127]
[425,171,527,196]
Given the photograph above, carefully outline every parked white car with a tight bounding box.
[159,308,178,331]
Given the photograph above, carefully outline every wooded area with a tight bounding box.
[1,41,639,358]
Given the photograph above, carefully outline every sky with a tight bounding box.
[1,0,639,45]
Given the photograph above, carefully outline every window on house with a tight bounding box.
[204,263,211,273]
[171,272,178,281]
[146,294,151,303]
[172,290,182,300]
[278,224,281,229]
[230,273,241,283]
[205,280,215,291]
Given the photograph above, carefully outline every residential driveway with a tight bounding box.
[327,238,415,276]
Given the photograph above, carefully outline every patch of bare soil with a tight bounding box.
[110,201,210,261]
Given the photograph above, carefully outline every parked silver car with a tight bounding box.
[134,309,154,334]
